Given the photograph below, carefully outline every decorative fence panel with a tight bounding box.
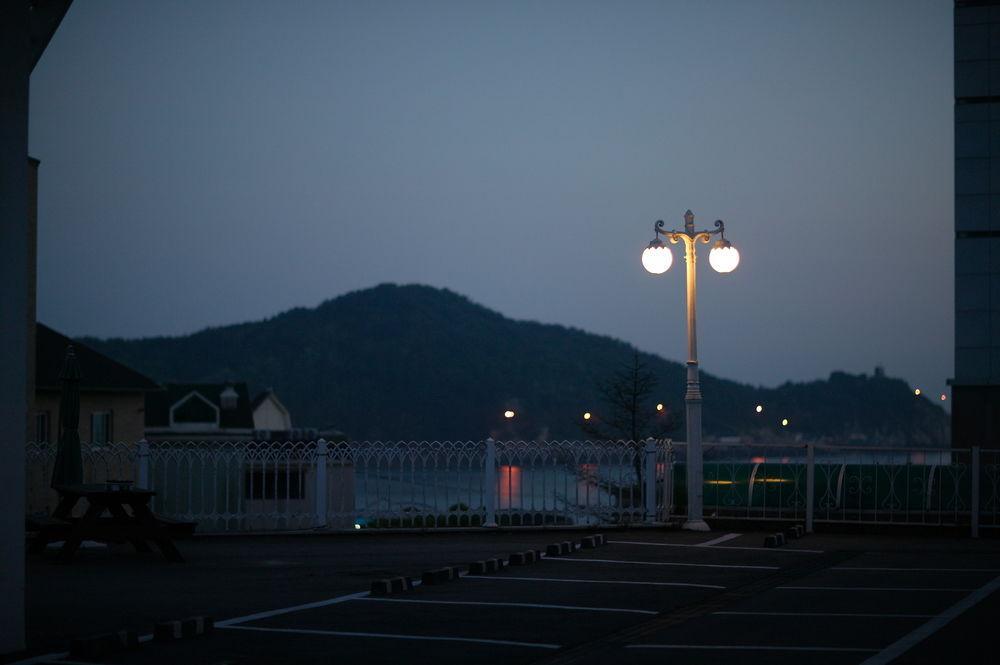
[981,448,1000,531]
[26,441,137,516]
[664,443,993,533]
[339,441,484,528]
[146,441,320,532]
[491,440,657,527]
[24,440,996,535]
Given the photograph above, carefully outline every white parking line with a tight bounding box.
[358,597,657,615]
[859,575,1000,665]
[217,590,371,627]
[546,557,778,571]
[220,625,561,649]
[714,611,935,619]
[627,644,878,653]
[777,586,974,592]
[609,539,824,554]
[464,575,725,590]
[699,533,741,546]
[834,567,1000,573]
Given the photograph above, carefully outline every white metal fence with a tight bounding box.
[24,439,996,535]
[25,439,669,532]
[669,442,999,536]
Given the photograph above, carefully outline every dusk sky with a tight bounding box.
[29,1,953,397]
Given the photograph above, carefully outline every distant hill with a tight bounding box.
[84,283,949,444]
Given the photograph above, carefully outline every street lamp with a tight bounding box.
[642,210,740,531]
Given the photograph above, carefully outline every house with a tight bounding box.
[33,323,160,445]
[144,382,255,442]
[29,323,159,516]
[251,388,292,431]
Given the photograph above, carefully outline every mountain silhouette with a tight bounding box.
[84,283,949,444]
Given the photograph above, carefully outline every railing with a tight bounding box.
[24,440,995,536]
[25,439,670,533]
[666,442,997,535]
[26,441,137,516]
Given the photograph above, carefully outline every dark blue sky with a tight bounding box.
[29,1,953,397]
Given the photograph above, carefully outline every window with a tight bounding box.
[91,412,112,446]
[34,412,49,443]
[244,468,307,500]
[169,392,219,427]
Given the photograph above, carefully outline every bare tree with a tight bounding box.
[579,351,675,499]
[580,351,675,442]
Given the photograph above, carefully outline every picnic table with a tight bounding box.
[30,483,185,562]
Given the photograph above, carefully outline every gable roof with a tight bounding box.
[35,323,160,392]
[250,389,275,411]
[251,388,290,414]
[146,382,254,430]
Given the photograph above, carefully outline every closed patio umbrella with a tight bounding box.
[50,345,83,488]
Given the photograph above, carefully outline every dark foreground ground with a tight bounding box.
[8,527,1000,665]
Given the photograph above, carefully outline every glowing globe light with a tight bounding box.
[914,389,921,396]
[583,412,592,420]
[656,403,664,412]
[642,242,673,274]
[940,394,947,401]
[709,240,740,273]
[755,405,763,414]
[504,410,515,419]
[781,418,789,427]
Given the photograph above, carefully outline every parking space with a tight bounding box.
[17,530,1000,665]
[618,538,1000,665]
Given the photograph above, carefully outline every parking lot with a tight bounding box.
[14,529,1000,665]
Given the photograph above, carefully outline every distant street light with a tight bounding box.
[583,412,592,420]
[781,418,789,427]
[504,410,515,419]
[914,389,921,396]
[656,403,664,412]
[940,394,947,402]
[642,210,740,532]
[755,404,763,414]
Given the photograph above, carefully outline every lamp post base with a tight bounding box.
[682,519,711,532]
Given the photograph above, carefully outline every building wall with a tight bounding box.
[0,1,30,652]
[26,159,38,442]
[954,1,1000,446]
[27,391,146,517]
[253,398,291,431]
[33,391,147,444]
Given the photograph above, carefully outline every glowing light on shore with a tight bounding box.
[781,418,789,427]
[755,405,763,414]
[504,410,515,419]
[656,403,664,412]
[583,412,592,420]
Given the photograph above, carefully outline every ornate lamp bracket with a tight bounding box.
[653,215,725,248]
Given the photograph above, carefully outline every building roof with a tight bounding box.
[146,382,255,430]
[35,323,160,392]
[250,388,276,411]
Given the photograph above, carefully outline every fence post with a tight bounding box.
[805,443,815,533]
[484,438,497,527]
[971,446,980,539]
[315,439,328,529]
[137,439,150,490]
[663,440,675,520]
[644,438,657,523]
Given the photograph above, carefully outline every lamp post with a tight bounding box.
[642,210,739,531]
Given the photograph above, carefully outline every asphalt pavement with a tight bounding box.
[11,528,1000,665]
